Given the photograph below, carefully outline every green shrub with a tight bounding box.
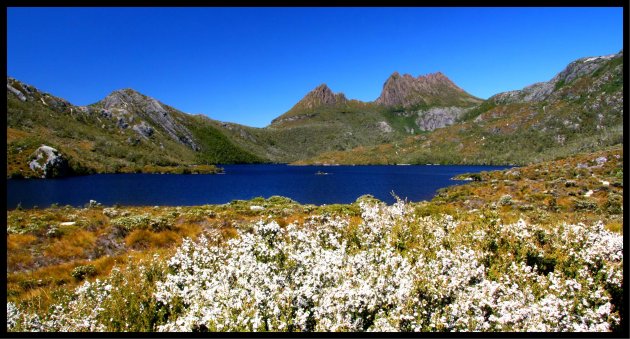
[604,193,623,215]
[573,198,597,211]
[71,265,97,281]
[498,194,513,206]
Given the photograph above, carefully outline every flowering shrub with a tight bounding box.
[7,200,623,332]
[111,214,173,235]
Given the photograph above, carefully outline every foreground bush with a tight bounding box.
[7,200,623,332]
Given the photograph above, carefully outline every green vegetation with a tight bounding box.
[183,115,263,164]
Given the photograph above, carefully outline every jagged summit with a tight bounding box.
[93,88,200,151]
[270,84,349,125]
[376,71,477,108]
[100,88,154,110]
[299,83,348,109]
[270,71,480,127]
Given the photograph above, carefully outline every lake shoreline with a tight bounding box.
[7,164,511,209]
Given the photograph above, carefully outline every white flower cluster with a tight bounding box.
[7,200,623,332]
[555,221,624,265]
[151,200,622,332]
[5,301,45,332]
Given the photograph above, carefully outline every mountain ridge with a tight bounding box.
[296,50,624,166]
[375,71,480,108]
[271,71,481,127]
[7,50,623,177]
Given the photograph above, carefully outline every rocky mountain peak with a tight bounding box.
[300,83,347,109]
[376,71,473,108]
[270,84,349,125]
[102,88,149,110]
[97,88,199,151]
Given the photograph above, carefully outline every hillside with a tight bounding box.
[6,51,623,176]
[6,79,263,178]
[296,51,623,165]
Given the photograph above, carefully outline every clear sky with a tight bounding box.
[7,7,623,128]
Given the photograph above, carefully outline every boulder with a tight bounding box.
[28,145,71,178]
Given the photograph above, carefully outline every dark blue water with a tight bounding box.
[6,164,510,209]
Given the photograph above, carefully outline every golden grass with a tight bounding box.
[177,221,203,239]
[44,230,97,260]
[125,229,180,250]
[605,221,623,234]
[8,252,34,271]
[6,128,31,143]
[76,140,95,151]
[219,227,239,240]
[7,234,38,250]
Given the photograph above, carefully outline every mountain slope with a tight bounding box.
[296,51,623,165]
[6,79,262,178]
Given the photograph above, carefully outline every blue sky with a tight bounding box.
[7,7,623,128]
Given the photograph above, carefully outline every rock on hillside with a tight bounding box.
[7,77,73,111]
[28,145,71,178]
[415,106,469,131]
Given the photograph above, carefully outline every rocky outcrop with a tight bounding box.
[7,83,26,101]
[297,84,347,109]
[415,106,467,131]
[376,121,393,133]
[7,78,72,110]
[7,78,37,100]
[491,51,622,104]
[271,114,316,125]
[28,145,71,178]
[376,72,480,108]
[132,121,154,138]
[100,89,200,151]
[220,122,258,143]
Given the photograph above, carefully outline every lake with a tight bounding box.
[6,164,510,209]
